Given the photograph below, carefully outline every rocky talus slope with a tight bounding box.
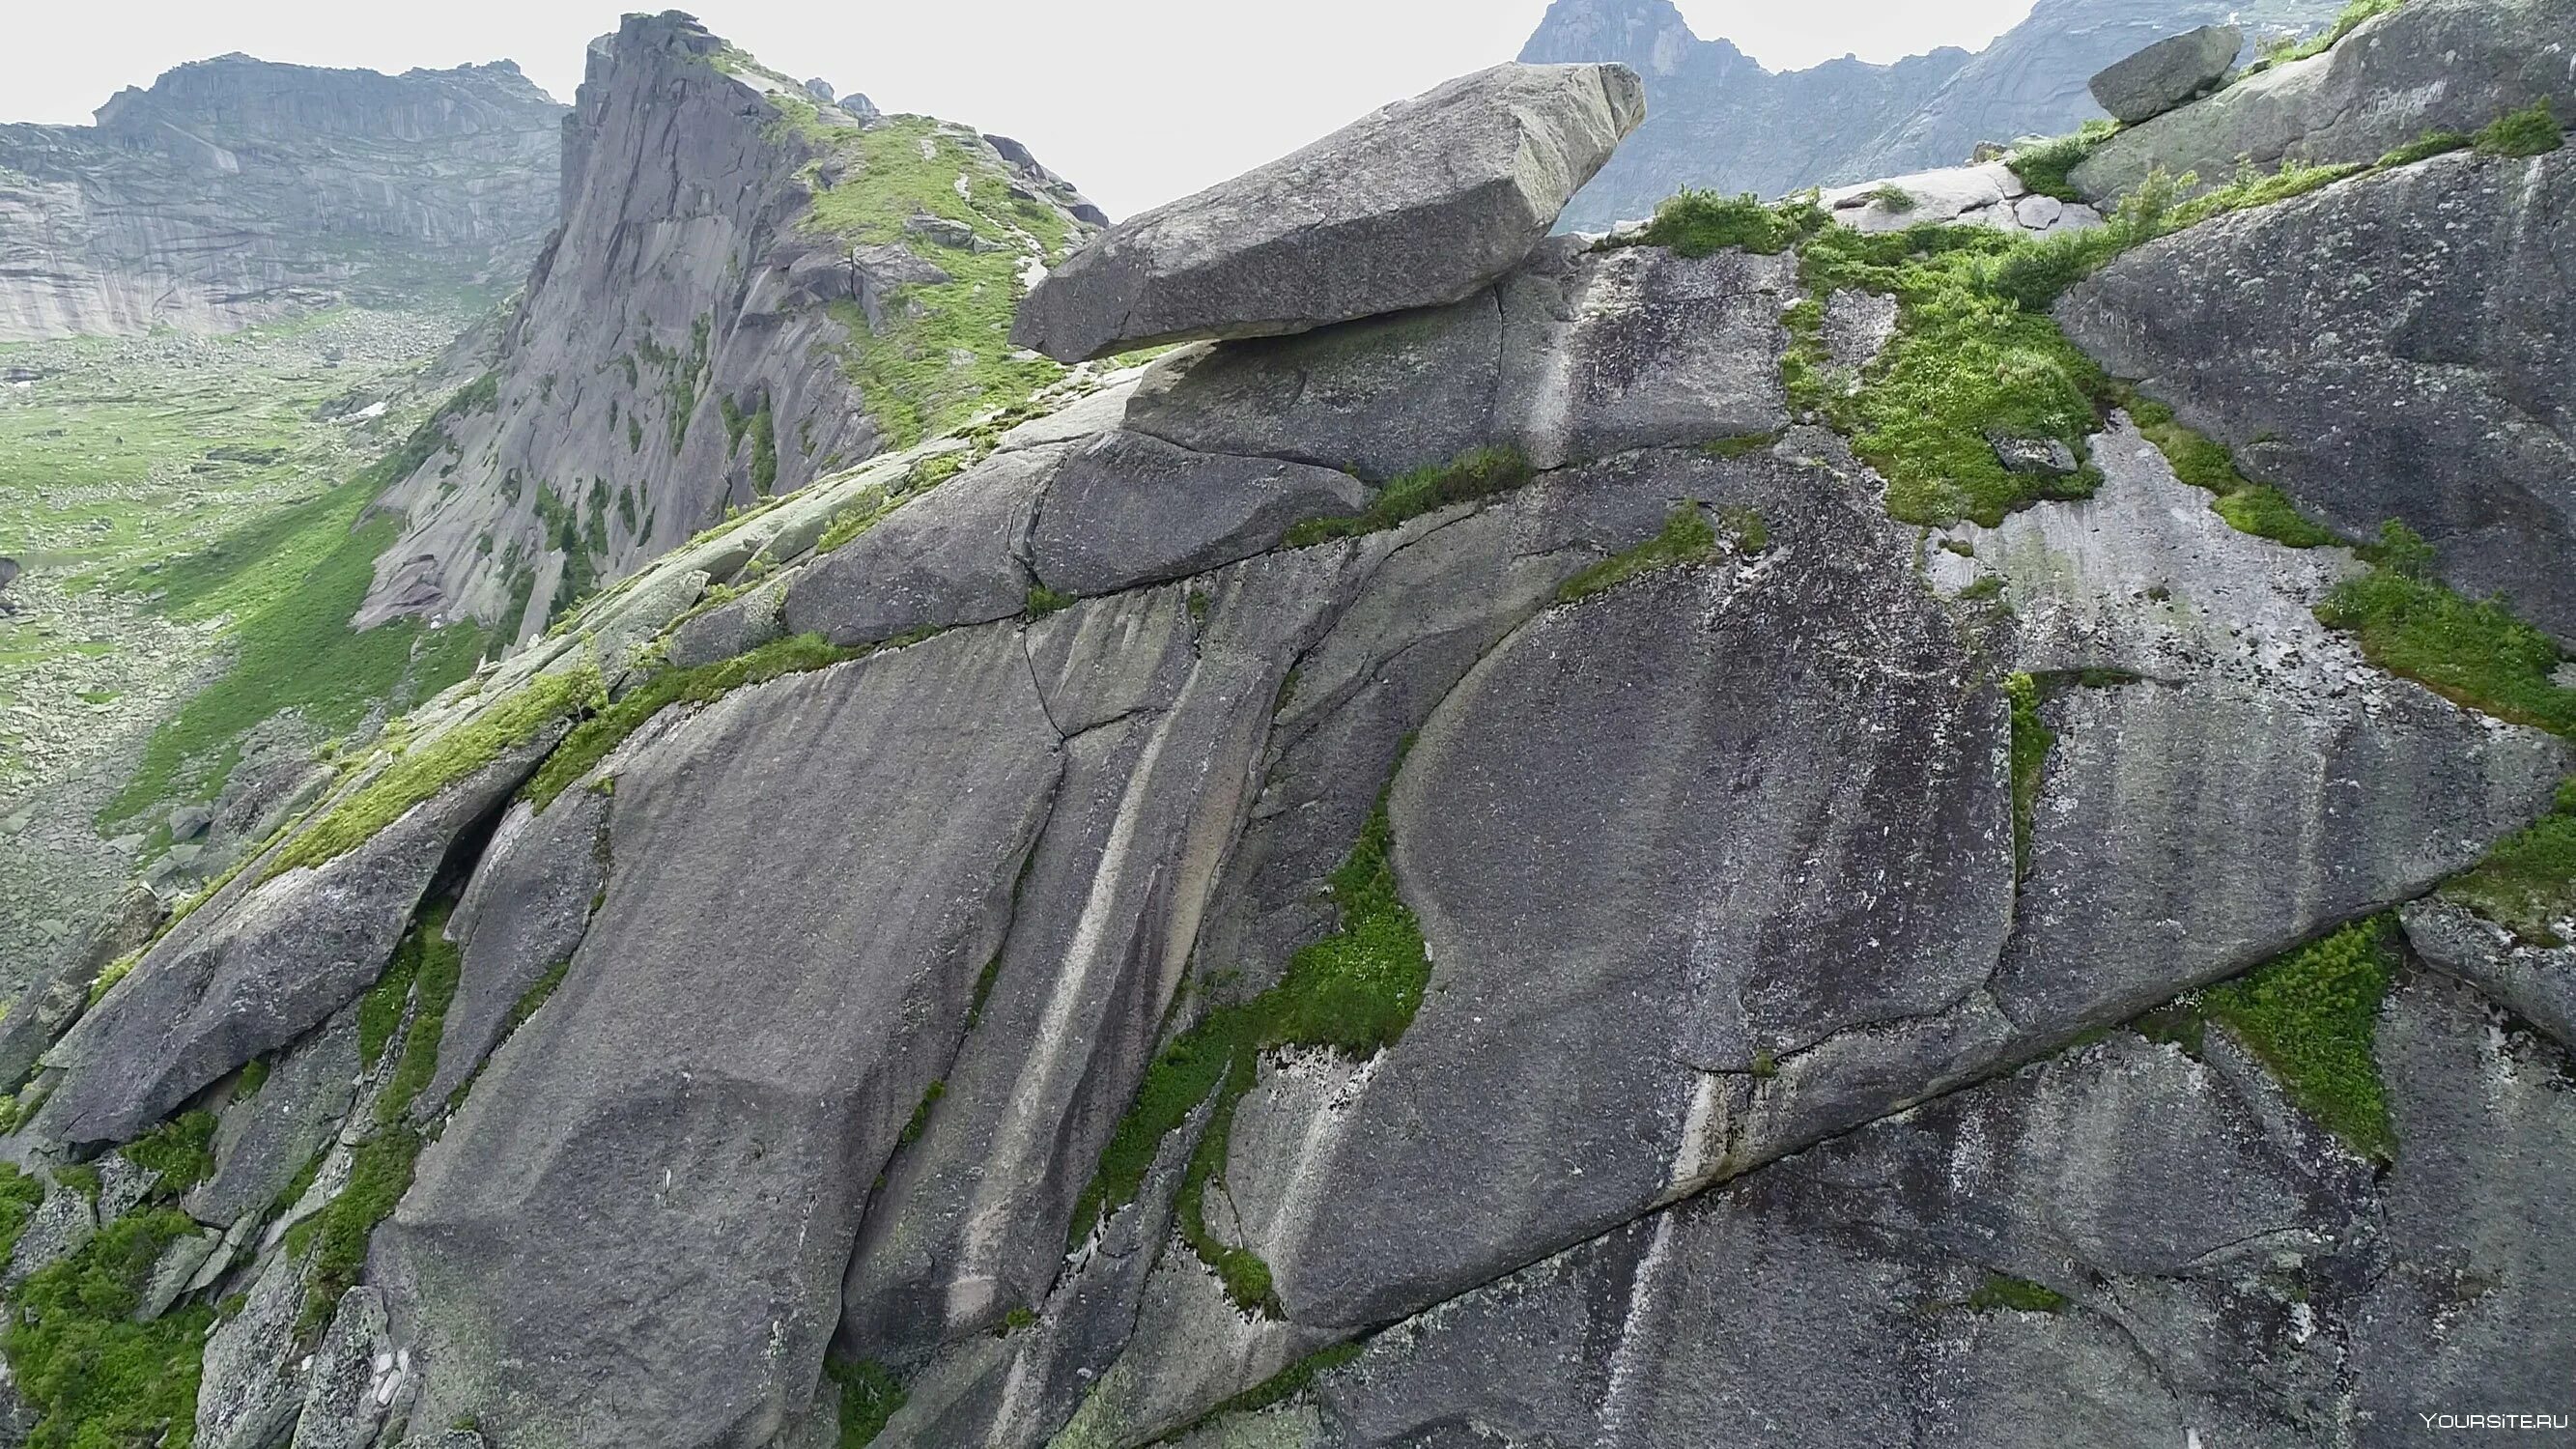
[1,12,2572,1449]
[1522,0,2344,230]
[357,14,1106,644]
[0,56,563,341]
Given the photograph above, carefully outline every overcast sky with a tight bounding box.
[6,1,2042,216]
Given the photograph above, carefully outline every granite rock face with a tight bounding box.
[357,13,1103,641]
[1521,0,2341,230]
[2088,23,2241,124]
[2071,0,2576,202]
[0,55,563,341]
[1012,63,1645,361]
[2059,148,2576,642]
[6,26,2574,1449]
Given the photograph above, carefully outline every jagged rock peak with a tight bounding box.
[1013,62,1645,361]
[1519,0,1710,76]
[356,12,1105,640]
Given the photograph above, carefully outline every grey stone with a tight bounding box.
[0,884,162,1092]
[1821,288,1898,384]
[1498,240,1794,468]
[1123,296,1507,484]
[838,558,1345,1362]
[778,446,1059,647]
[168,805,214,841]
[1266,1031,2369,1448]
[664,576,790,671]
[289,1289,398,1449]
[2348,975,2576,1427]
[382,630,1064,1448]
[2059,148,2576,642]
[193,1249,310,1449]
[2402,896,2576,1046]
[136,1229,218,1321]
[3,1185,95,1289]
[28,726,565,1150]
[2072,0,2576,202]
[1026,432,1369,598]
[420,791,613,1120]
[185,1007,362,1227]
[1012,63,1646,362]
[1953,420,2568,1038]
[2089,24,2241,124]
[1990,432,2080,476]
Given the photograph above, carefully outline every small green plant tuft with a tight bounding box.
[2315,523,2576,735]
[1616,189,1827,259]
[2203,918,2400,1161]
[1556,506,1722,604]
[1967,1272,2070,1313]
[2379,128,2474,168]
[2006,674,2054,877]
[2124,397,2339,548]
[2281,0,2409,64]
[2474,99,2564,158]
[1286,448,1536,547]
[1025,584,1077,617]
[2441,779,2576,945]
[826,1359,906,1448]
[1069,758,1434,1313]
[127,1109,219,1196]
[2005,119,2121,202]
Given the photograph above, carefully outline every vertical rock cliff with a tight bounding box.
[0,55,563,340]
[356,13,1104,641]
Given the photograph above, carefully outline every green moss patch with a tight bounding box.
[1556,506,1724,604]
[2314,524,2576,735]
[2277,0,2408,64]
[801,115,1072,447]
[1796,223,2113,526]
[2475,99,2564,158]
[3,1208,212,1449]
[826,1359,906,1447]
[1285,448,1534,547]
[126,1110,218,1197]
[2006,120,2121,202]
[1966,1272,2069,1314]
[2006,674,2054,878]
[524,634,857,812]
[1612,189,1827,258]
[2202,917,2400,1161]
[0,1163,45,1264]
[259,664,603,882]
[1069,764,1434,1314]
[2441,779,2576,945]
[2124,397,2339,548]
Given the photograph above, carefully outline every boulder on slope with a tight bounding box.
[2087,23,2240,124]
[1010,63,1646,362]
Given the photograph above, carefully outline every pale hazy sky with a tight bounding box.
[6,1,2042,216]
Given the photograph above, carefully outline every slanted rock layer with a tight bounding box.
[5,9,2574,1449]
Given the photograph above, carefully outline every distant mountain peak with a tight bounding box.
[1520,0,1709,76]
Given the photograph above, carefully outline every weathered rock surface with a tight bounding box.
[185,1009,363,1227]
[1011,64,1646,361]
[1818,159,2105,236]
[1521,0,2339,231]
[382,632,1063,1447]
[2402,895,2576,1045]
[358,13,1102,641]
[0,55,562,341]
[2059,149,2576,641]
[27,730,564,1150]
[2071,0,2576,202]
[2089,23,2241,124]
